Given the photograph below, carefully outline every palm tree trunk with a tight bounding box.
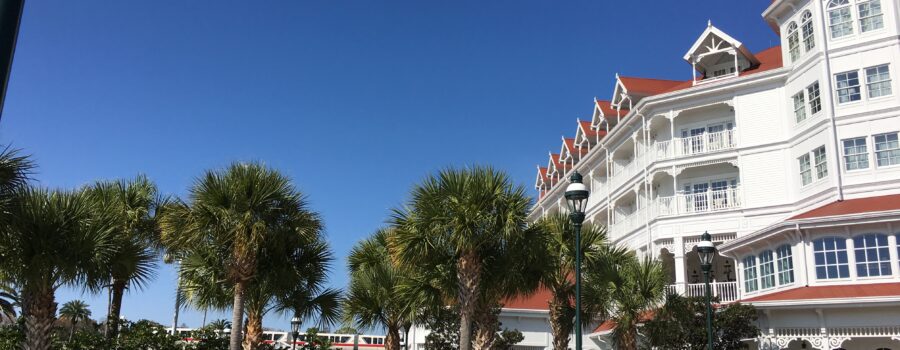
[457,251,481,350]
[385,326,401,350]
[22,284,56,350]
[242,307,263,350]
[472,306,499,350]
[229,280,246,350]
[68,320,77,343]
[106,279,126,339]
[548,291,574,350]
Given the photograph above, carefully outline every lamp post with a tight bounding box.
[291,316,301,350]
[565,171,589,350]
[696,231,716,350]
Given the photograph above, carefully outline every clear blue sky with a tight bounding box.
[1,0,778,332]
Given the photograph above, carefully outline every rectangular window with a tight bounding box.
[814,146,828,179]
[814,237,850,279]
[853,234,892,277]
[799,154,812,186]
[842,137,869,170]
[776,245,794,285]
[802,20,815,51]
[828,7,854,38]
[835,71,861,103]
[792,91,807,122]
[807,81,822,114]
[759,251,776,289]
[743,256,758,293]
[865,64,892,98]
[858,0,884,32]
[874,132,900,167]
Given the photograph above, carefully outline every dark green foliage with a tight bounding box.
[299,328,334,350]
[115,319,184,350]
[643,294,759,350]
[422,306,523,350]
[0,324,23,350]
[491,329,523,350]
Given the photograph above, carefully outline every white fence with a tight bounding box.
[664,281,739,303]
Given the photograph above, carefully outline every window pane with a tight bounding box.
[853,233,892,277]
[799,154,812,185]
[776,244,794,285]
[836,71,861,103]
[874,133,900,167]
[801,11,815,51]
[814,237,850,279]
[865,64,892,98]
[829,7,854,38]
[807,81,822,114]
[793,91,806,122]
[858,0,884,32]
[814,146,828,179]
[843,137,869,170]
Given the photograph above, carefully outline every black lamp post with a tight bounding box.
[290,316,301,350]
[696,231,716,350]
[565,171,589,350]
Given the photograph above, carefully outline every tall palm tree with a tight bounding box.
[85,175,161,339]
[391,167,532,350]
[59,300,92,341]
[530,214,629,350]
[0,187,116,350]
[0,283,20,325]
[584,256,666,350]
[0,146,32,205]
[344,228,418,350]
[160,162,321,350]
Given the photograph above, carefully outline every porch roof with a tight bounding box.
[742,282,900,303]
[503,287,552,311]
[789,193,900,220]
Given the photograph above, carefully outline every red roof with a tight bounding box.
[618,76,687,96]
[789,193,900,220]
[739,46,783,77]
[742,282,900,302]
[563,138,588,156]
[593,310,655,333]
[594,100,628,119]
[579,120,598,138]
[503,288,552,310]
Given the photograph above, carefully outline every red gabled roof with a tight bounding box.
[742,282,900,303]
[789,193,900,220]
[594,100,628,119]
[563,138,588,156]
[618,76,687,96]
[579,120,598,138]
[503,287,552,310]
[536,167,549,183]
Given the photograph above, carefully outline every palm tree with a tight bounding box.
[530,214,629,350]
[85,175,161,339]
[584,256,666,350]
[344,228,418,350]
[390,167,532,350]
[0,187,116,350]
[59,300,92,341]
[0,146,32,205]
[160,162,321,350]
[0,284,20,325]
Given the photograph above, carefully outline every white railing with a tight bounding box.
[609,160,637,190]
[665,281,739,303]
[656,186,741,217]
[653,129,737,161]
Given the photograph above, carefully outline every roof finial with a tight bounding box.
[708,19,712,28]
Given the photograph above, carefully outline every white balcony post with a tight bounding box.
[674,237,686,294]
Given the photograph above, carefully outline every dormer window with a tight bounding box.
[684,23,760,85]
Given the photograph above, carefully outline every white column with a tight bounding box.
[674,236,686,294]
[888,223,899,279]
[845,230,857,280]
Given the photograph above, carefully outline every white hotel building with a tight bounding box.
[411,0,900,349]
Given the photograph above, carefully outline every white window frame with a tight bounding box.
[827,0,855,39]
[801,11,815,51]
[787,22,800,62]
[792,90,807,123]
[813,236,850,280]
[874,132,900,167]
[742,255,759,293]
[799,153,813,186]
[758,250,776,290]
[776,244,794,285]
[853,233,893,277]
[842,137,869,171]
[835,70,862,104]
[865,64,892,99]
[814,146,828,179]
[807,81,822,114]
[857,0,884,33]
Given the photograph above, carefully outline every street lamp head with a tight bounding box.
[290,315,301,335]
[696,231,716,269]
[565,171,590,215]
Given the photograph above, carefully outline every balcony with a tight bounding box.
[609,206,647,239]
[665,281,739,303]
[654,129,737,161]
[656,186,741,217]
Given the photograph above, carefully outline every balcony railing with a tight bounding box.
[653,129,737,161]
[656,186,741,217]
[665,281,739,303]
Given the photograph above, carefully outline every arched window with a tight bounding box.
[787,22,800,62]
[858,0,884,32]
[801,11,815,51]
[759,251,776,289]
[813,237,849,279]
[776,244,794,285]
[854,233,892,277]
[743,256,758,292]
[828,0,854,39]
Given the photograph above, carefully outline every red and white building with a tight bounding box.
[419,0,900,349]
